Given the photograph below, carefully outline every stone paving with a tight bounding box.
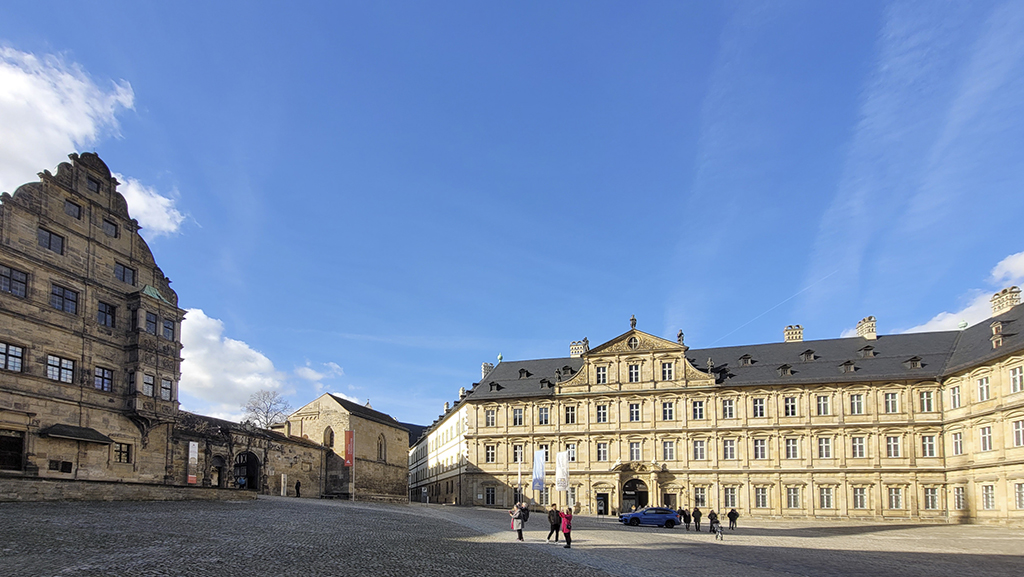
[1,497,1021,577]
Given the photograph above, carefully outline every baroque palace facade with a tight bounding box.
[410,293,1024,523]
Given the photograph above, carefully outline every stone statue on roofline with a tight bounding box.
[630,315,637,329]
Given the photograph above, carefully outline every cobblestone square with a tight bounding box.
[1,497,1021,577]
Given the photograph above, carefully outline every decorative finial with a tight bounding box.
[707,358,714,373]
[630,315,637,329]
[497,353,503,362]
[957,320,968,330]
[677,330,684,345]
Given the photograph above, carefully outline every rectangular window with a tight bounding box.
[86,176,100,193]
[787,487,800,508]
[785,438,798,459]
[953,486,966,510]
[50,285,78,314]
[539,444,550,462]
[692,400,704,420]
[1016,483,1024,510]
[485,409,495,427]
[102,219,118,238]
[160,378,172,401]
[537,407,549,425]
[722,399,735,419]
[0,343,24,372]
[819,487,833,509]
[662,441,675,461]
[0,429,25,471]
[951,386,961,409]
[980,426,993,452]
[661,362,674,381]
[723,487,737,508]
[596,366,607,384]
[884,392,899,413]
[143,374,155,396]
[97,301,116,328]
[952,432,963,455]
[628,364,640,383]
[1011,367,1023,394]
[37,228,64,254]
[853,487,867,509]
[113,443,132,464]
[694,487,707,507]
[564,406,576,424]
[851,437,865,458]
[64,199,81,218]
[513,445,523,463]
[784,397,797,417]
[817,395,830,416]
[921,435,936,458]
[850,394,864,415]
[751,397,765,418]
[512,408,523,426]
[540,485,551,506]
[629,442,641,461]
[886,436,901,458]
[162,319,175,340]
[485,487,495,505]
[485,445,495,463]
[629,403,641,422]
[722,438,736,460]
[145,312,158,334]
[978,377,991,402]
[754,487,768,508]
[924,487,939,510]
[982,485,995,510]
[818,437,832,459]
[1,265,28,298]
[919,391,934,412]
[754,438,767,460]
[566,443,576,462]
[1014,420,1024,447]
[596,405,608,423]
[596,442,608,462]
[567,486,577,507]
[888,487,903,509]
[93,367,113,392]
[46,355,75,383]
[693,440,706,460]
[114,263,136,286]
[662,402,674,421]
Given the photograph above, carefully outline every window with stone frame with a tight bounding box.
[513,444,523,463]
[1,264,28,298]
[817,437,832,459]
[982,485,995,510]
[143,374,155,396]
[97,301,116,328]
[919,390,934,412]
[817,395,830,416]
[539,444,550,462]
[751,397,765,418]
[46,355,74,383]
[723,486,737,508]
[692,400,704,420]
[50,284,78,314]
[629,403,641,422]
[888,487,903,509]
[115,263,136,286]
[694,486,707,507]
[64,199,81,219]
[485,409,496,427]
[980,426,993,451]
[753,438,767,460]
[661,362,674,381]
[485,487,495,505]
[596,442,608,461]
[722,438,736,460]
[977,377,991,401]
[787,487,800,508]
[564,405,576,424]
[850,436,865,458]
[692,439,706,460]
[162,319,175,340]
[629,441,641,461]
[662,401,674,421]
[950,386,961,408]
[784,396,797,417]
[485,444,495,463]
[819,487,834,509]
[145,312,158,334]
[566,442,576,462]
[595,366,607,384]
[662,440,675,461]
[595,405,608,423]
[38,228,64,254]
[921,435,936,457]
[160,378,173,401]
[852,487,867,509]
[785,438,798,459]
[884,392,899,413]
[886,436,901,458]
[113,443,132,463]
[1011,367,1023,394]
[849,394,864,415]
[951,431,963,455]
[0,343,24,372]
[924,487,939,510]
[102,219,118,238]
[1014,420,1024,447]
[537,406,549,425]
[94,367,113,392]
[512,408,523,426]
[721,398,735,419]
[628,364,640,383]
[754,487,768,508]
[953,486,966,509]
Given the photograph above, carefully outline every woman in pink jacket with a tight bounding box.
[559,507,573,548]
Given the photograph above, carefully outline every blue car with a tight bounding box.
[619,507,681,528]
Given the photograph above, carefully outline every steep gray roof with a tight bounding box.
[470,357,586,401]
[328,394,411,432]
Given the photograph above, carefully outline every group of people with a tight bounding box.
[509,502,573,548]
[676,507,740,534]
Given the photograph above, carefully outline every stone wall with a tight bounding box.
[0,476,257,502]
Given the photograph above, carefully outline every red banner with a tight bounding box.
[344,430,353,467]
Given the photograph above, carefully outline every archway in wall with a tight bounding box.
[622,478,649,512]
[233,451,260,491]
[211,455,227,488]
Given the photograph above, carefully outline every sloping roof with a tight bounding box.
[944,304,1024,375]
[470,357,586,401]
[39,424,113,444]
[398,422,428,446]
[328,394,409,431]
[176,412,324,449]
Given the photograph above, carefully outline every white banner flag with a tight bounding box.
[555,451,569,491]
[532,449,546,490]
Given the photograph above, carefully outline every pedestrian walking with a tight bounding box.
[680,507,692,530]
[727,508,739,530]
[707,510,719,533]
[692,507,702,532]
[510,504,524,541]
[547,504,561,542]
[560,507,573,549]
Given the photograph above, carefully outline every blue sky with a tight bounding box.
[2,1,1024,427]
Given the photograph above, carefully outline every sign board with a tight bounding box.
[344,430,354,466]
[281,473,288,496]
[531,450,545,490]
[555,451,569,491]
[187,441,198,485]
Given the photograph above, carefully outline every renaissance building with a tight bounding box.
[410,294,1024,523]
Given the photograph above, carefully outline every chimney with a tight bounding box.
[991,286,1021,316]
[784,325,803,343]
[459,387,466,398]
[481,362,494,379]
[856,316,877,340]
[444,401,450,412]
[569,340,584,357]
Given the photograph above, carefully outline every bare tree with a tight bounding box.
[242,390,293,429]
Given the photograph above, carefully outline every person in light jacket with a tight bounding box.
[510,504,524,541]
[560,507,573,549]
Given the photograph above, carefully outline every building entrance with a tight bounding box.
[621,479,649,512]
[233,451,260,490]
[596,493,609,515]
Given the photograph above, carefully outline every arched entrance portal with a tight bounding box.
[233,451,260,490]
[210,455,227,488]
[622,479,649,512]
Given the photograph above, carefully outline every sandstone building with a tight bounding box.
[410,294,1024,523]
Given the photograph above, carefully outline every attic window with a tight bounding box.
[858,346,875,358]
[518,368,532,379]
[801,350,816,362]
[839,361,856,374]
[562,365,573,375]
[627,337,639,350]
[992,335,1003,349]
[738,355,753,367]
[777,364,793,377]
[86,177,100,193]
[539,378,553,389]
[992,321,1003,335]
[488,382,503,391]
[903,357,922,370]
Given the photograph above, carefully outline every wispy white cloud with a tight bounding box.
[113,172,185,237]
[0,46,133,193]
[179,308,288,417]
[293,361,344,394]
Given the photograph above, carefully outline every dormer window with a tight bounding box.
[801,350,816,362]
[488,382,503,391]
[858,346,875,358]
[518,368,532,379]
[991,321,1003,335]
[903,357,922,370]
[86,177,100,193]
[562,365,573,375]
[738,355,753,367]
[992,334,1003,349]
[777,364,793,377]
[839,361,856,374]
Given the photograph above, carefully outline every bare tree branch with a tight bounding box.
[242,390,293,429]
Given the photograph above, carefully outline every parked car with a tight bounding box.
[619,507,680,528]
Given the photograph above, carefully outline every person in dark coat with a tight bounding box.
[679,508,692,530]
[547,504,561,542]
[707,510,719,533]
[727,508,739,530]
[692,507,702,531]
